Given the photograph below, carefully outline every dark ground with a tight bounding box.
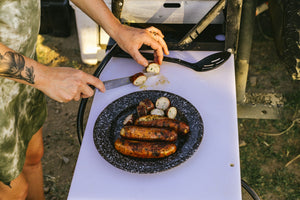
[36,12,299,200]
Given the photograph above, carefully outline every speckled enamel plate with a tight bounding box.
[93,90,204,173]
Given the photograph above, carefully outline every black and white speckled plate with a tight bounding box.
[93,90,204,173]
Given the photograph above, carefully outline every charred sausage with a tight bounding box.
[114,138,176,158]
[120,126,177,141]
[130,72,147,86]
[139,98,155,112]
[135,115,190,134]
[136,104,148,117]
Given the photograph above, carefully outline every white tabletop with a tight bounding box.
[68,50,241,200]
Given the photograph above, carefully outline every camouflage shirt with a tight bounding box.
[0,0,47,183]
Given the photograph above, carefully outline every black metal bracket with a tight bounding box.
[177,0,227,49]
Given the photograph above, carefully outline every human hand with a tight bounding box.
[36,67,105,102]
[114,25,169,67]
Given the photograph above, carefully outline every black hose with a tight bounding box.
[76,43,120,145]
[241,179,261,200]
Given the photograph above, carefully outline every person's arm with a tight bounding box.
[0,43,105,102]
[70,0,169,66]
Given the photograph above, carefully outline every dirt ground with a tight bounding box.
[36,12,299,200]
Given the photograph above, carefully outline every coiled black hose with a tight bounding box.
[76,43,120,144]
[242,179,261,200]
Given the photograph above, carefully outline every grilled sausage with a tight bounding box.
[123,114,134,126]
[145,62,160,74]
[166,106,177,119]
[139,98,155,112]
[150,108,165,116]
[137,104,148,117]
[155,97,170,110]
[120,126,177,141]
[135,115,190,134]
[114,138,177,158]
[130,72,147,86]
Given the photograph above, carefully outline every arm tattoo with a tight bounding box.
[0,51,35,84]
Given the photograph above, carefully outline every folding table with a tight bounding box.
[68,50,241,200]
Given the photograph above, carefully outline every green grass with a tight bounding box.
[239,102,299,200]
[242,25,300,199]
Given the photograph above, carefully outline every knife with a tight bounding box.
[103,72,157,90]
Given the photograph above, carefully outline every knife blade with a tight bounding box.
[103,72,157,90]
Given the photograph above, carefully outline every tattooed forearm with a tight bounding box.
[24,66,35,84]
[0,51,35,84]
